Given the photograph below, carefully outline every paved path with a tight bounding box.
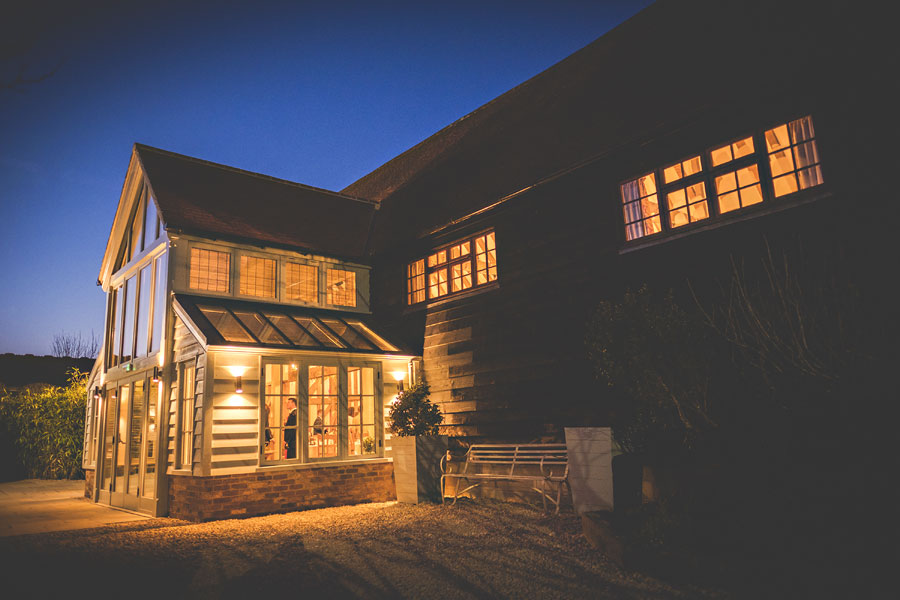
[0,479,150,537]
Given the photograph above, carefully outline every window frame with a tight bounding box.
[620,114,825,245]
[236,249,278,300]
[259,359,383,466]
[282,259,320,305]
[188,243,233,296]
[176,360,196,470]
[407,229,499,306]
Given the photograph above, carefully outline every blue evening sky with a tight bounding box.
[0,0,651,356]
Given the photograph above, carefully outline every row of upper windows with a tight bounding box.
[188,246,359,308]
[621,115,824,241]
[406,230,498,305]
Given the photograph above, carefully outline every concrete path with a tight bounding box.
[0,479,150,537]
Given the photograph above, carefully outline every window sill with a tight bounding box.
[619,188,831,255]
[256,456,390,473]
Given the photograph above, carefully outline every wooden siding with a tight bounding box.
[207,352,260,475]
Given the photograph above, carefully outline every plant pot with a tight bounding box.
[391,435,448,503]
[565,427,614,514]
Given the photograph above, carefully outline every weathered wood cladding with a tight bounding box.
[167,314,205,474]
[207,351,260,475]
[370,86,878,443]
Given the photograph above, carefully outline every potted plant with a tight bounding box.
[388,382,447,503]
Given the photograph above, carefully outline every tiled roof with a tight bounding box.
[136,144,376,259]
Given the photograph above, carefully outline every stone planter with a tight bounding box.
[391,435,448,503]
[564,427,614,515]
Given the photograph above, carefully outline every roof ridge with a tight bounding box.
[134,143,378,206]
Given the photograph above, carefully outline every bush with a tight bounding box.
[388,382,443,437]
[0,369,87,480]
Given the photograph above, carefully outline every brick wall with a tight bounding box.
[83,468,94,499]
[167,460,395,521]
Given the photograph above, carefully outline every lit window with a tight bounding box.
[327,269,356,307]
[189,247,230,293]
[621,173,660,241]
[308,365,339,459]
[347,367,376,456]
[407,259,426,304]
[239,256,276,298]
[710,137,763,213]
[765,116,823,197]
[409,230,497,304]
[620,115,824,242]
[285,262,318,303]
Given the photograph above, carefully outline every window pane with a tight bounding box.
[718,191,741,213]
[144,196,158,247]
[319,317,375,350]
[327,269,356,307]
[285,262,317,303]
[663,163,683,184]
[740,184,763,206]
[732,136,754,160]
[233,310,288,344]
[765,116,823,196]
[239,256,276,298]
[109,286,120,368]
[308,366,338,459]
[715,172,737,194]
[190,248,230,293]
[197,306,255,342]
[683,156,702,177]
[667,188,687,210]
[135,265,152,358]
[736,164,759,188]
[294,317,343,347]
[710,144,733,167]
[150,253,167,355]
[262,313,320,347]
[620,174,658,240]
[121,276,135,362]
[670,207,689,228]
[407,259,426,305]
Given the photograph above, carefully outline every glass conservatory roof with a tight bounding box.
[175,294,405,354]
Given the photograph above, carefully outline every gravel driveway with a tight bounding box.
[0,499,727,599]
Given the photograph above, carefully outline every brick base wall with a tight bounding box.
[83,468,95,499]
[167,461,396,522]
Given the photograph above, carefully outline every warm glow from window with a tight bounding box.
[410,231,497,305]
[239,255,276,298]
[189,247,230,293]
[327,269,356,307]
[621,173,660,241]
[285,262,318,303]
[765,116,823,197]
[407,259,426,304]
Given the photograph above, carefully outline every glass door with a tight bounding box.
[97,375,160,512]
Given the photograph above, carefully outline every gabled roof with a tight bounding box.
[135,144,377,259]
[342,0,843,252]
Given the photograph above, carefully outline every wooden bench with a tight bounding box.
[440,443,569,514]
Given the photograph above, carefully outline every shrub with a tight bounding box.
[0,369,87,480]
[388,382,443,436]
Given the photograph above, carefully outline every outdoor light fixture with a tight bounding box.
[234,375,243,394]
[92,387,101,401]
[151,366,161,383]
[391,370,406,392]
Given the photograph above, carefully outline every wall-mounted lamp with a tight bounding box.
[92,387,101,401]
[151,366,161,383]
[234,375,243,394]
[391,370,407,392]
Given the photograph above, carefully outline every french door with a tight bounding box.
[98,375,159,512]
